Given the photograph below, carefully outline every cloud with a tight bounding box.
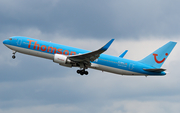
[1,100,180,113]
[101,100,180,113]
[1,0,180,39]
[0,104,83,113]
[0,0,180,113]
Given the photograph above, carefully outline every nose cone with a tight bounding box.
[3,39,9,44]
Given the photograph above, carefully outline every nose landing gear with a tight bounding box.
[77,69,88,75]
[12,51,16,59]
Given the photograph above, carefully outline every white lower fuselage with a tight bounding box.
[5,44,143,75]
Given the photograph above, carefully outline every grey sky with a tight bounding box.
[1,0,180,39]
[0,0,180,113]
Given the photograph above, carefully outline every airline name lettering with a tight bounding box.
[27,39,76,55]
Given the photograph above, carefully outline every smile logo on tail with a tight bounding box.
[153,53,168,64]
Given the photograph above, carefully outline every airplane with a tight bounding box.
[3,36,177,76]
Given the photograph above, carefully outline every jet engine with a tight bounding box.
[53,54,72,67]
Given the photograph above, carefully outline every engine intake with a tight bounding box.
[53,54,72,67]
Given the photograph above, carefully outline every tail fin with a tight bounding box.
[139,41,177,68]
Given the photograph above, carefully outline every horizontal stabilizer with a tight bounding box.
[119,50,128,58]
[143,68,166,73]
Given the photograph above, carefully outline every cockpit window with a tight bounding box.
[9,38,12,40]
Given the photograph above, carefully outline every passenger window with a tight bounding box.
[9,38,12,40]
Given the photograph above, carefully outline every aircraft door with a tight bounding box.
[17,39,22,46]
[129,63,134,70]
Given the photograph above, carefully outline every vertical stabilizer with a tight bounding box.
[139,41,177,68]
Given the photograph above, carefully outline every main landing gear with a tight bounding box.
[12,51,16,59]
[77,69,88,75]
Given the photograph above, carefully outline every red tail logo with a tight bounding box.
[153,53,168,64]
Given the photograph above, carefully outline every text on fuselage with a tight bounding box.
[27,39,76,55]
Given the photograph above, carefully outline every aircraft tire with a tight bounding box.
[85,71,88,75]
[12,55,16,59]
[77,70,88,75]
[77,70,80,74]
[80,72,84,75]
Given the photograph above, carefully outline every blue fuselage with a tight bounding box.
[3,36,166,76]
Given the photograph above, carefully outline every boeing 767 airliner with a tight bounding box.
[3,36,177,76]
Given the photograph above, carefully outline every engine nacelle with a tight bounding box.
[53,54,72,67]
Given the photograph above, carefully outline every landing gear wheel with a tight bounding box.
[80,72,84,75]
[77,69,89,75]
[77,70,81,74]
[85,71,88,75]
[12,55,16,59]
[12,51,16,59]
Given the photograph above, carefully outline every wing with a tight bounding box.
[68,39,114,65]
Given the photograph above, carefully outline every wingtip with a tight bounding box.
[169,41,177,44]
[111,39,115,42]
[108,38,114,44]
[100,39,114,51]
